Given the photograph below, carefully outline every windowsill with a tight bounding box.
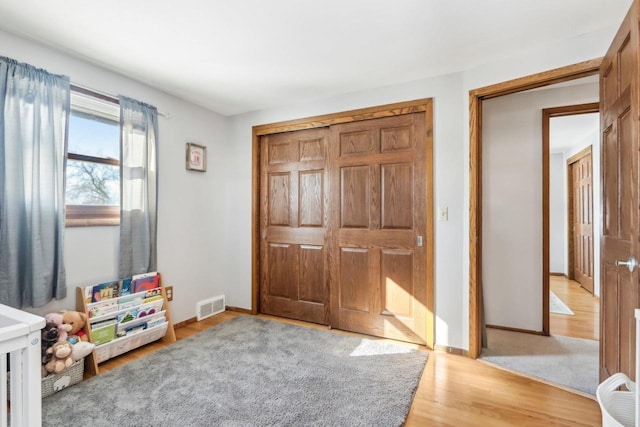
[66,217,120,227]
[66,205,120,227]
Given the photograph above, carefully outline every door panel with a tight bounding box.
[381,163,413,229]
[339,248,371,312]
[267,243,296,299]
[260,128,329,325]
[299,171,323,226]
[268,173,291,226]
[340,165,371,228]
[381,249,414,317]
[329,113,428,344]
[299,245,325,304]
[600,0,640,381]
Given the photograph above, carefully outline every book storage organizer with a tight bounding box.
[75,272,176,377]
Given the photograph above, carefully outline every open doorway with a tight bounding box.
[547,108,600,342]
[478,79,601,395]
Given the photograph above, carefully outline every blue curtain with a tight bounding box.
[0,56,69,308]
[118,96,158,277]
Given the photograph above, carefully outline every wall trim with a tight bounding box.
[226,306,252,315]
[486,324,545,336]
[173,317,197,329]
[434,345,468,357]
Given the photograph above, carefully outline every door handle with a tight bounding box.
[615,256,638,273]
[417,236,423,247]
[261,230,266,239]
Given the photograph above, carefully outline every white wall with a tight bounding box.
[0,30,231,324]
[549,153,566,273]
[481,83,598,331]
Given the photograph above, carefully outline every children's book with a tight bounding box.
[118,322,148,338]
[142,295,163,305]
[91,280,120,302]
[118,296,143,310]
[144,287,162,298]
[91,320,116,345]
[118,278,132,297]
[117,310,138,324]
[131,272,159,294]
[146,316,166,329]
[88,301,119,319]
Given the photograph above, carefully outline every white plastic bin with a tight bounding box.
[596,308,640,427]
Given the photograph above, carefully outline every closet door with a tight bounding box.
[571,151,594,294]
[260,128,329,324]
[329,113,428,344]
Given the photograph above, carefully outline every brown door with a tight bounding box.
[260,128,329,325]
[600,0,640,380]
[571,150,594,293]
[329,113,428,344]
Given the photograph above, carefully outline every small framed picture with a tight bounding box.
[186,143,207,172]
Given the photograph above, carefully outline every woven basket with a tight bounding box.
[41,359,84,398]
[8,359,84,399]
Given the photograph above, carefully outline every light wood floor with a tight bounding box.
[550,275,599,340]
[97,311,602,426]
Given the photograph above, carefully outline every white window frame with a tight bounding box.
[66,86,121,227]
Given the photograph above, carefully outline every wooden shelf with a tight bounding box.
[75,273,176,377]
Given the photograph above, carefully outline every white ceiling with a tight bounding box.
[0,0,632,116]
[550,112,600,154]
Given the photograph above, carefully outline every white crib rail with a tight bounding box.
[0,304,45,427]
[634,308,640,426]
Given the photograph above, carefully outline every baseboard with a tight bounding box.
[225,306,252,315]
[486,324,545,336]
[549,272,567,277]
[173,317,197,329]
[434,345,468,357]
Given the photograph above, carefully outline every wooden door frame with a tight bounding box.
[542,104,599,335]
[251,98,435,349]
[469,59,601,358]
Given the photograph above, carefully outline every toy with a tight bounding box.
[60,310,89,342]
[71,341,95,362]
[44,312,72,342]
[45,341,74,375]
[41,322,59,354]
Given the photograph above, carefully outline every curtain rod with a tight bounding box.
[70,83,171,119]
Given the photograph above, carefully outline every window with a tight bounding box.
[66,89,120,226]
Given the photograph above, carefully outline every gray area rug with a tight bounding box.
[42,316,428,426]
[481,328,598,395]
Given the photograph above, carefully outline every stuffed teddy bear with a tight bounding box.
[44,312,72,343]
[45,341,74,375]
[41,322,60,376]
[41,321,59,354]
[60,310,89,343]
[71,341,95,362]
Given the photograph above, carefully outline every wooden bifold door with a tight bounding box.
[259,109,431,345]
